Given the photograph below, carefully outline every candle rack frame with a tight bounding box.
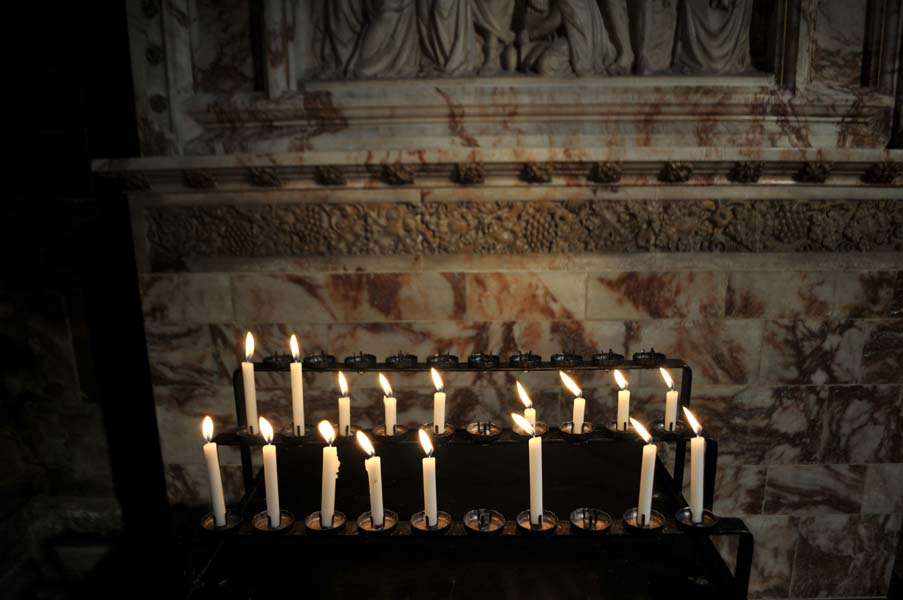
[201,352,753,599]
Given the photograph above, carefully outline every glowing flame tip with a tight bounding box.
[659,367,675,390]
[418,428,434,456]
[202,416,214,442]
[559,371,582,398]
[259,417,274,443]
[430,367,444,392]
[356,430,376,457]
[289,334,300,360]
[338,371,349,396]
[244,332,255,360]
[629,417,652,443]
[515,380,533,408]
[378,373,393,397]
[318,420,336,444]
[614,369,628,390]
[511,412,535,436]
[683,407,702,435]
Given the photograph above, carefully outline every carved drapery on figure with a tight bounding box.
[355,0,421,79]
[418,0,477,75]
[520,0,617,77]
[672,0,754,74]
[473,0,517,73]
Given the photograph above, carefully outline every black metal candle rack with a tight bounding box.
[193,350,753,599]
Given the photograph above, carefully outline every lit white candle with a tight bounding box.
[259,417,280,527]
[430,368,446,434]
[337,371,351,437]
[289,334,305,436]
[356,431,384,527]
[516,380,536,428]
[419,429,438,527]
[241,332,258,434]
[683,407,706,523]
[631,417,657,527]
[559,371,585,432]
[318,420,340,527]
[512,413,543,525]
[201,416,226,526]
[660,368,678,432]
[614,370,630,431]
[379,373,397,434]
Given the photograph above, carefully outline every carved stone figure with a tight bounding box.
[354,0,421,78]
[318,0,366,78]
[596,1,678,75]
[473,0,517,74]
[519,0,616,77]
[672,0,754,75]
[418,0,477,75]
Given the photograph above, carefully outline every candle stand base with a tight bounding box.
[252,510,295,533]
[410,510,452,535]
[604,421,637,441]
[513,421,549,440]
[465,421,502,443]
[235,426,260,440]
[516,509,559,535]
[304,510,347,534]
[373,424,408,440]
[651,419,689,441]
[674,507,719,531]
[568,508,611,534]
[559,421,594,442]
[463,509,506,536]
[356,509,399,535]
[622,508,665,534]
[422,422,455,442]
[200,510,242,532]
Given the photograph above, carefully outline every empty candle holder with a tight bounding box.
[423,422,455,441]
[356,509,399,535]
[410,510,452,535]
[468,353,499,369]
[302,352,336,368]
[465,420,502,442]
[200,510,242,533]
[252,509,295,533]
[551,353,582,367]
[633,348,666,365]
[622,507,665,534]
[592,349,624,367]
[373,423,408,440]
[463,509,506,536]
[559,420,594,441]
[569,508,612,535]
[333,423,358,439]
[674,507,719,531]
[509,352,541,369]
[652,418,689,440]
[427,353,459,368]
[513,420,549,439]
[604,420,637,440]
[386,352,417,369]
[516,509,559,535]
[262,353,293,368]
[304,510,347,534]
[344,352,376,369]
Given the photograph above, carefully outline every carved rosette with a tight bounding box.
[315,166,346,186]
[728,161,764,183]
[795,161,832,183]
[182,170,217,189]
[588,162,623,184]
[659,162,693,183]
[522,162,553,184]
[453,162,485,185]
[148,94,168,114]
[248,168,281,188]
[382,163,415,185]
[861,162,902,185]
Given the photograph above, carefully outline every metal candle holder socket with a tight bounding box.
[467,353,499,369]
[513,421,549,439]
[550,353,582,367]
[200,510,242,533]
[252,509,295,533]
[356,509,399,535]
[465,421,502,442]
[622,508,666,534]
[386,353,417,369]
[410,510,452,535]
[509,352,541,369]
[559,421,594,441]
[423,422,455,441]
[569,508,612,534]
[652,418,689,441]
[604,421,637,441]
[675,507,719,531]
[344,352,376,369]
[373,424,408,440]
[516,509,559,535]
[427,354,459,368]
[463,508,506,536]
[592,350,624,366]
[304,510,347,534]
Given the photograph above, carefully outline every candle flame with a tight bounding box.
[202,416,214,442]
[289,334,300,361]
[659,367,675,390]
[614,369,628,390]
[630,417,653,444]
[418,428,434,456]
[559,371,582,398]
[244,332,255,361]
[356,430,376,457]
[511,412,535,436]
[515,380,533,408]
[430,367,444,392]
[378,373,393,397]
[318,420,336,444]
[338,371,349,396]
[259,417,274,444]
[683,407,702,436]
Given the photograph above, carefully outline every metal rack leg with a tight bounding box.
[232,369,254,493]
